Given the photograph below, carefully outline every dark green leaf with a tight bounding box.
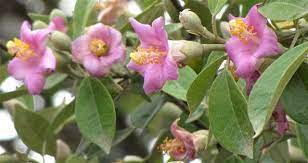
[187,54,226,113]
[281,73,308,124]
[50,102,75,133]
[112,127,136,146]
[208,0,228,15]
[248,43,308,137]
[0,64,8,84]
[209,70,254,158]
[163,66,197,101]
[131,94,165,129]
[75,77,116,153]
[14,106,56,155]
[259,0,308,21]
[72,0,97,38]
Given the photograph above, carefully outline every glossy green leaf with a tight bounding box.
[208,0,227,15]
[187,54,226,113]
[209,70,254,158]
[281,73,308,124]
[248,43,308,137]
[75,77,116,153]
[14,106,56,155]
[72,0,97,38]
[131,94,165,129]
[296,123,308,158]
[163,66,197,101]
[259,0,308,21]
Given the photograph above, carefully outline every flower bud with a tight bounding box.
[32,20,48,30]
[179,9,204,35]
[169,40,204,65]
[53,51,70,72]
[50,9,67,23]
[220,21,231,39]
[50,31,71,51]
[56,139,71,162]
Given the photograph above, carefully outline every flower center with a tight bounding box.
[229,18,258,43]
[130,47,166,65]
[90,39,109,57]
[6,38,35,61]
[159,137,186,155]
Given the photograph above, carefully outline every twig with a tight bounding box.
[211,15,218,37]
[202,44,225,53]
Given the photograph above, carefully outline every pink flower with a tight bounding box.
[6,21,56,95]
[96,0,127,25]
[160,120,207,161]
[127,17,179,94]
[225,4,281,81]
[47,16,67,33]
[72,23,125,76]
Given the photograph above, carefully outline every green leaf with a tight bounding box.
[14,106,56,155]
[208,0,227,15]
[0,64,8,84]
[296,123,308,158]
[163,66,197,101]
[224,155,244,163]
[281,73,308,124]
[248,43,308,137]
[0,89,28,103]
[43,73,68,90]
[131,94,165,129]
[66,155,87,163]
[165,23,183,35]
[209,70,254,158]
[75,77,116,153]
[187,54,226,113]
[120,1,164,33]
[72,0,97,38]
[240,0,263,16]
[259,0,308,21]
[184,0,212,29]
[50,102,75,133]
[28,13,49,23]
[164,0,180,22]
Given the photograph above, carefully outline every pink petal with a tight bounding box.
[170,120,196,160]
[8,58,34,80]
[82,55,108,76]
[24,73,45,95]
[48,17,67,33]
[143,64,166,94]
[163,57,179,80]
[129,17,168,51]
[245,5,267,36]
[39,48,56,74]
[127,61,147,75]
[71,35,92,62]
[100,44,126,66]
[20,21,32,43]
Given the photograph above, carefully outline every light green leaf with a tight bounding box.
[187,54,226,113]
[208,0,228,15]
[209,70,254,158]
[43,73,67,90]
[163,66,197,101]
[131,94,165,129]
[296,123,308,158]
[72,0,97,38]
[259,0,308,21]
[75,77,116,153]
[0,64,8,84]
[28,13,49,23]
[50,102,75,133]
[281,73,308,124]
[248,43,308,137]
[14,106,56,155]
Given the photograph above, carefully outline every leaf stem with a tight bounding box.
[211,15,218,37]
[202,44,225,53]
[201,27,226,43]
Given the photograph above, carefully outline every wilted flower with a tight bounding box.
[72,23,125,76]
[159,119,208,161]
[127,17,179,94]
[225,4,281,87]
[272,104,289,135]
[96,0,127,25]
[6,21,56,95]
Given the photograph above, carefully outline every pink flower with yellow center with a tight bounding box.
[72,23,125,76]
[6,21,56,95]
[225,4,281,85]
[159,120,207,161]
[127,17,179,94]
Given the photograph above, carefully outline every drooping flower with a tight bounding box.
[96,0,127,25]
[159,119,208,161]
[6,21,56,95]
[47,16,67,33]
[272,103,289,135]
[225,4,281,83]
[72,23,125,76]
[127,17,179,94]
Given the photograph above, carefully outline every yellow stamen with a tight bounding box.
[158,137,186,154]
[229,18,257,43]
[130,47,165,65]
[90,39,109,57]
[6,38,35,61]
